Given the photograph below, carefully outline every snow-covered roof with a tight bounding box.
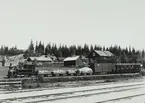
[40,55,57,60]
[28,57,37,61]
[94,50,114,57]
[94,50,108,56]
[37,57,52,62]
[29,56,52,62]
[104,51,114,56]
[63,56,80,62]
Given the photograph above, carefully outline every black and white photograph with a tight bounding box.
[0,0,145,103]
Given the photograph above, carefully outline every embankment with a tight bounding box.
[22,73,142,88]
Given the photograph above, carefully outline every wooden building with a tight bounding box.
[88,50,114,73]
[27,55,53,66]
[89,50,114,63]
[63,56,84,67]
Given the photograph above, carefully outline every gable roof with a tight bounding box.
[28,56,52,62]
[94,50,114,57]
[63,56,80,61]
[104,51,114,56]
[94,50,108,56]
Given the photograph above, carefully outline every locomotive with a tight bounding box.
[7,62,38,78]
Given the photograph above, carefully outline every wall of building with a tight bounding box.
[94,63,115,74]
[64,61,76,66]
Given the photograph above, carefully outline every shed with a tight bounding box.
[63,56,84,67]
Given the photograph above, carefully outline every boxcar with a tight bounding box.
[92,63,142,74]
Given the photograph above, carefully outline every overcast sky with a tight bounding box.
[0,0,144,50]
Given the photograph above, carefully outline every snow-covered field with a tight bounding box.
[0,77,145,103]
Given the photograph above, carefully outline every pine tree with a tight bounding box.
[132,48,136,54]
[90,45,94,52]
[83,44,89,56]
[45,45,49,55]
[103,46,106,51]
[142,50,145,58]
[35,41,38,53]
[120,52,127,63]
[28,39,34,53]
[0,46,4,55]
[38,41,44,54]
[76,45,82,55]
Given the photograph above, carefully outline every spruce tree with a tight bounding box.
[28,39,34,53]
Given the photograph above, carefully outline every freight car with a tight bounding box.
[92,63,142,74]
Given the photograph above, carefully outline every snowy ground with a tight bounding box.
[0,77,145,103]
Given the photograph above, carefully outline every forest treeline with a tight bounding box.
[0,40,145,63]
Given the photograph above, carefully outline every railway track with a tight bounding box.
[0,79,22,93]
[95,93,145,103]
[0,77,36,89]
[0,82,144,103]
[0,80,105,94]
[0,79,21,87]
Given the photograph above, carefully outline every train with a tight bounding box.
[7,61,143,78]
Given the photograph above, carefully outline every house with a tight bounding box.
[63,56,84,67]
[46,54,58,62]
[89,50,114,63]
[89,50,114,58]
[27,56,52,62]
[58,57,65,62]
[27,55,53,66]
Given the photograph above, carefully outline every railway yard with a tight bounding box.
[0,76,144,103]
[0,53,145,103]
[0,0,145,102]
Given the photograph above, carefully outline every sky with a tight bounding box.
[0,0,144,50]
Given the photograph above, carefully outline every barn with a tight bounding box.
[63,56,84,67]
